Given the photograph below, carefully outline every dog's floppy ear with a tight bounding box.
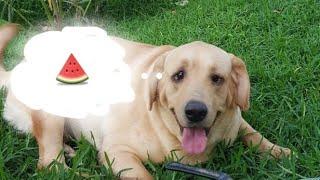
[229,54,250,111]
[145,54,166,111]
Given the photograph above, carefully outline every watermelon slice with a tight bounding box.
[56,53,89,84]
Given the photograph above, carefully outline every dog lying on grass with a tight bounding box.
[0,24,291,179]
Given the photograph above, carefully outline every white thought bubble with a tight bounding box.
[10,27,135,119]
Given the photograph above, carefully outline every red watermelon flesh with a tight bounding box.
[56,53,89,84]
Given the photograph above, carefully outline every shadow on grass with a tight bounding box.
[102,0,176,21]
[1,0,177,26]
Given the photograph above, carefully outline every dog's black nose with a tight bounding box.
[185,101,208,123]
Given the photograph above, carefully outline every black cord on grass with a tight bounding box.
[165,162,232,180]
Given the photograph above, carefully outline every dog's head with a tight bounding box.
[146,41,250,155]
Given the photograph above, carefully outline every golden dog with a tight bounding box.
[0,24,291,179]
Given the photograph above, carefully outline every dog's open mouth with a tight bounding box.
[170,108,209,155]
[181,127,207,155]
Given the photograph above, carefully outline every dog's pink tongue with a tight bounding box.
[182,127,207,154]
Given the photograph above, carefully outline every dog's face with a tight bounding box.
[146,41,250,155]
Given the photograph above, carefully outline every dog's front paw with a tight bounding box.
[118,172,153,180]
[120,177,139,180]
[121,177,152,180]
[270,145,292,159]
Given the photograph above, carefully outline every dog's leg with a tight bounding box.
[100,145,153,180]
[32,110,66,168]
[240,118,291,158]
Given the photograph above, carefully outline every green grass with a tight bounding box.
[1,0,320,179]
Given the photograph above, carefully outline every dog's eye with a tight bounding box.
[211,74,224,85]
[172,70,185,83]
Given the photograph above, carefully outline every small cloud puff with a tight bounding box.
[10,27,134,119]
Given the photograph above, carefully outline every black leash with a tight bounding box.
[165,162,232,180]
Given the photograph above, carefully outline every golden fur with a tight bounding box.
[0,24,291,179]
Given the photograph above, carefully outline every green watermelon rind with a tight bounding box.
[56,75,89,84]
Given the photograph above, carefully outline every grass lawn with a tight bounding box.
[1,0,320,179]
